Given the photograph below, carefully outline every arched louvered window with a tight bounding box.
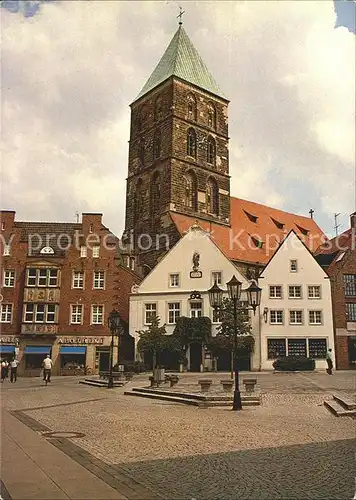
[207,136,216,166]
[154,96,162,121]
[187,94,197,121]
[206,177,219,215]
[135,179,144,220]
[184,171,197,210]
[139,138,145,166]
[150,171,161,214]
[153,129,161,159]
[187,128,197,158]
[207,103,216,129]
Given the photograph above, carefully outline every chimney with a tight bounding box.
[350,212,356,229]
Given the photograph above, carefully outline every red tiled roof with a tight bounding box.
[316,228,354,254]
[171,197,326,265]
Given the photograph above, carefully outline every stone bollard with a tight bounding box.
[170,376,179,388]
[198,379,212,393]
[220,379,234,392]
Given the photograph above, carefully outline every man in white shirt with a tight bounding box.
[10,358,19,383]
[42,355,53,384]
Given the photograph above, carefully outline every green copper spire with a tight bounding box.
[134,26,226,102]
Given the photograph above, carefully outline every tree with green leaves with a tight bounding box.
[137,316,181,370]
[208,297,254,377]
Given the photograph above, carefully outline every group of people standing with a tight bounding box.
[1,358,19,383]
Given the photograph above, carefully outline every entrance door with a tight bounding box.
[348,337,356,368]
[189,343,202,372]
[99,352,110,372]
[236,348,251,371]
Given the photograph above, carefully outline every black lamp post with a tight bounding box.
[107,309,121,389]
[208,276,262,411]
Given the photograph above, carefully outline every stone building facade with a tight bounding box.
[0,210,140,376]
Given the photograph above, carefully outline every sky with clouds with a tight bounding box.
[1,0,355,238]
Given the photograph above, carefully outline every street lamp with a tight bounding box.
[107,309,121,389]
[208,275,262,411]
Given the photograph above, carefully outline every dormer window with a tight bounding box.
[250,236,263,249]
[244,210,258,223]
[271,218,284,230]
[290,259,298,272]
[296,224,309,236]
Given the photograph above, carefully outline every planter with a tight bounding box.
[220,379,233,392]
[198,378,212,393]
[243,378,257,393]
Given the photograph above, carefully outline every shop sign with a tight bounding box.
[0,336,19,344]
[57,337,104,345]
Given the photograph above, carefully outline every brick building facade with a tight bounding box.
[0,211,140,376]
[316,214,356,369]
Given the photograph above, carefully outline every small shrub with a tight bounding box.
[272,356,315,371]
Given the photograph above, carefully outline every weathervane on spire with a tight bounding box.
[177,6,185,25]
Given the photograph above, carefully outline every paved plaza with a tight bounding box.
[1,371,355,499]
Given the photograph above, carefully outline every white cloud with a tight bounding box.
[1,0,354,237]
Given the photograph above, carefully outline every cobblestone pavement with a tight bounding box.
[1,372,355,499]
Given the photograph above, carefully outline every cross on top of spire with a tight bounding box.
[177,6,185,25]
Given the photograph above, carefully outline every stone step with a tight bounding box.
[333,393,356,411]
[79,379,125,388]
[124,390,260,407]
[323,399,356,417]
[131,387,259,402]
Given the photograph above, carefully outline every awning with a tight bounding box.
[0,345,15,354]
[24,345,51,354]
[59,346,86,355]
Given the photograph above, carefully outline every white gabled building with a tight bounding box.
[259,230,334,370]
[129,223,260,372]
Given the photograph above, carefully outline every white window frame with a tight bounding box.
[72,271,85,289]
[144,303,157,325]
[37,269,48,287]
[24,303,34,322]
[288,285,302,299]
[93,271,105,290]
[92,246,100,258]
[169,273,180,288]
[70,304,83,324]
[309,310,322,325]
[91,305,104,325]
[3,270,15,287]
[168,302,180,324]
[80,246,87,258]
[269,285,282,299]
[270,309,284,325]
[290,259,298,272]
[26,268,37,287]
[35,304,45,323]
[212,308,221,324]
[308,285,321,299]
[3,244,10,256]
[0,304,13,323]
[190,301,203,318]
[289,309,303,325]
[48,269,59,287]
[46,304,56,323]
[211,271,222,285]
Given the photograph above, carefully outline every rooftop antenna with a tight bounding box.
[177,6,185,25]
[309,208,314,220]
[75,211,79,223]
[334,212,341,237]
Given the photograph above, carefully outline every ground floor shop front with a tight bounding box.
[1,335,121,377]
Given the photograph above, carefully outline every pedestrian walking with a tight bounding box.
[10,358,19,383]
[4,360,9,379]
[1,360,7,382]
[42,354,53,385]
[326,348,333,375]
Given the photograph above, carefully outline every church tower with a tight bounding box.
[124,23,230,273]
